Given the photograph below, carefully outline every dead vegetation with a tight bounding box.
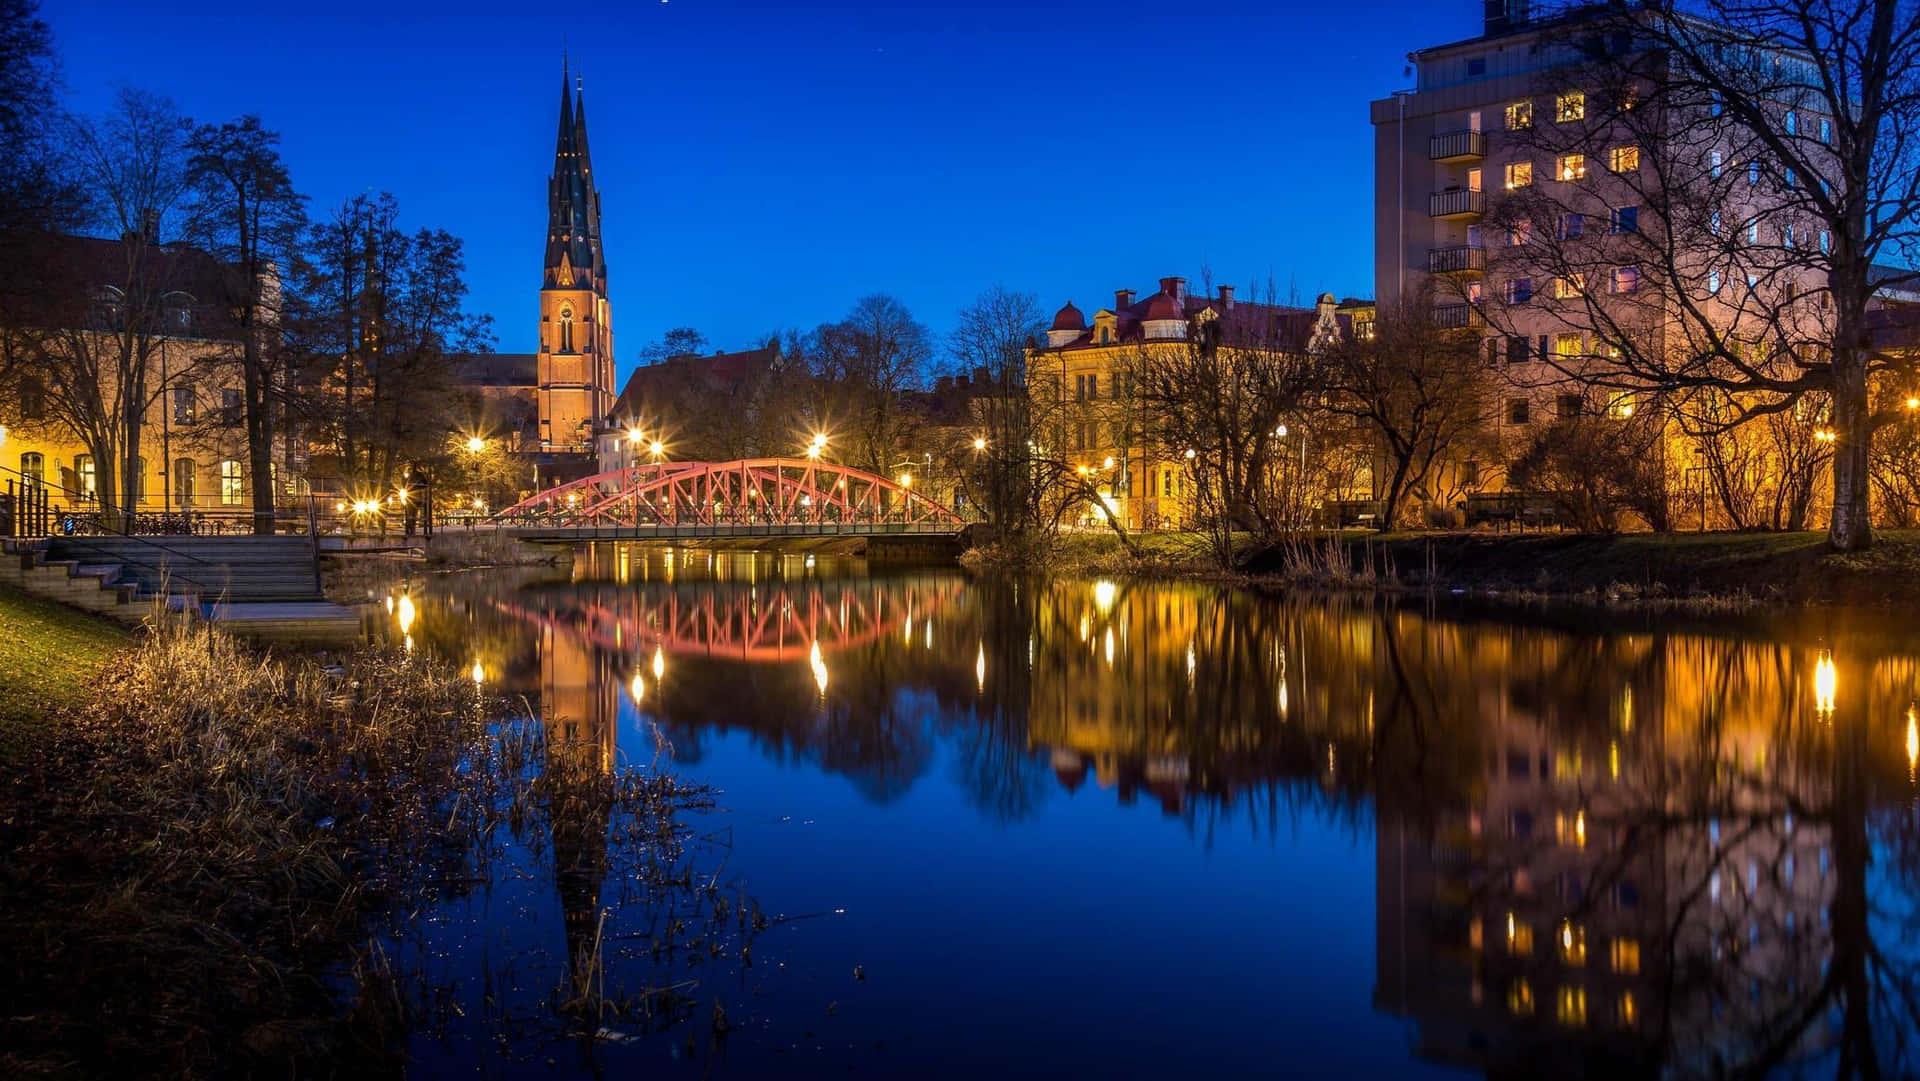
[0,610,737,1079]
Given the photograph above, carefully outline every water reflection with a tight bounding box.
[396,546,1920,1079]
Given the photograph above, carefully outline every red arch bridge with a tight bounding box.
[491,458,969,539]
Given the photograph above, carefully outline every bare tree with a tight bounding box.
[1482,1,1920,550]
[187,116,307,532]
[1322,300,1494,530]
[948,285,1047,540]
[799,294,932,474]
[9,90,197,526]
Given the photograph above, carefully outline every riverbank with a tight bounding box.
[1000,529,1920,608]
[0,586,130,758]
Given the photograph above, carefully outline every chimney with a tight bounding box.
[936,375,954,393]
[1484,0,1529,35]
[1160,276,1187,303]
[1115,288,1135,310]
[1218,284,1236,309]
[973,365,989,386]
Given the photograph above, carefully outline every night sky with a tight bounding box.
[46,1,1480,374]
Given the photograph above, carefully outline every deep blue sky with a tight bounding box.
[47,1,1480,374]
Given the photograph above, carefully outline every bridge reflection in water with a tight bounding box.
[398,546,1920,1079]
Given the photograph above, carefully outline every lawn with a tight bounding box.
[0,584,130,755]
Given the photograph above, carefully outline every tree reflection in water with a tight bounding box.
[406,545,1920,1078]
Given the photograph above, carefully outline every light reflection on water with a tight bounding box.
[382,544,1920,1080]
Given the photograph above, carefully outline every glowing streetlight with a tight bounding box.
[1102,456,1115,469]
[806,432,829,459]
[898,472,912,488]
[1908,397,1919,411]
[972,436,987,451]
[1814,428,1838,444]
[1183,448,1197,459]
[648,440,665,457]
[1275,424,1288,438]
[465,436,486,453]
[626,427,645,445]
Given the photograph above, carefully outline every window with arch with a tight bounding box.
[20,452,43,488]
[559,307,575,352]
[174,458,197,506]
[220,460,243,505]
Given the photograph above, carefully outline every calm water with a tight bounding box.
[379,545,1920,1080]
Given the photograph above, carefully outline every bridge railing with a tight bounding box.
[489,518,964,539]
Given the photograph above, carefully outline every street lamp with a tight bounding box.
[626,427,645,445]
[648,439,665,458]
[465,435,485,453]
[1907,397,1919,411]
[972,436,987,452]
[898,472,913,488]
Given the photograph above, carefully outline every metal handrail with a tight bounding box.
[0,461,216,596]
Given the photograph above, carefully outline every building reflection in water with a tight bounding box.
[402,546,1920,1078]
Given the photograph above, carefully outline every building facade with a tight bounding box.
[1028,277,1371,530]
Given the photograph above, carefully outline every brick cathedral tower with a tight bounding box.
[537,61,615,456]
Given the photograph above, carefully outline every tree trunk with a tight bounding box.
[243,354,275,534]
[1828,349,1873,550]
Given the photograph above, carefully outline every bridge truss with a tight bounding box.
[493,458,966,530]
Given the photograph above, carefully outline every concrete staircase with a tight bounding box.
[1,535,360,644]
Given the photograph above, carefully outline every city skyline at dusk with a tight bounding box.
[45,1,1478,368]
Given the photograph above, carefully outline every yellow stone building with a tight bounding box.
[1027,276,1373,530]
[1,235,255,520]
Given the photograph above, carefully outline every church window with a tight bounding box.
[559,307,575,352]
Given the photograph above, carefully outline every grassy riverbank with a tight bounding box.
[0,585,130,756]
[1014,529,1920,607]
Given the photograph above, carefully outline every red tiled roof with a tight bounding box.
[607,345,779,424]
[1051,301,1086,331]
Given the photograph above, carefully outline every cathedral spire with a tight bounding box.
[545,57,601,287]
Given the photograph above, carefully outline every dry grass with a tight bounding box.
[0,610,729,1079]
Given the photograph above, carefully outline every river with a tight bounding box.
[371,544,1920,1079]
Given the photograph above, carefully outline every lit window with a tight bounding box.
[1617,991,1638,1027]
[173,458,197,506]
[1509,979,1536,1016]
[1506,101,1533,129]
[75,454,96,500]
[1708,269,1722,294]
[220,460,243,506]
[1506,912,1535,955]
[1611,937,1641,974]
[1710,150,1722,178]
[1746,218,1760,242]
[20,452,44,487]
[1553,332,1583,358]
[1554,276,1584,299]
[1785,110,1798,135]
[1820,118,1831,143]
[1612,266,1640,293]
[1607,392,1637,419]
[1610,145,1640,171]
[1557,153,1587,181]
[1557,985,1589,1026]
[1505,161,1534,189]
[1820,231,1831,253]
[1749,160,1761,185]
[1785,223,1795,247]
[1557,91,1586,122]
[1711,210,1722,235]
[1561,921,1588,965]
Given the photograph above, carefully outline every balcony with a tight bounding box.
[1429,188,1486,220]
[1428,245,1487,276]
[1429,129,1488,162]
[1432,303,1484,329]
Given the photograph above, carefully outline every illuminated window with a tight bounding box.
[1749,160,1761,185]
[1554,275,1584,299]
[1505,161,1534,189]
[1710,150,1723,178]
[1506,912,1535,955]
[1607,393,1637,420]
[220,459,243,506]
[1553,750,1583,779]
[1611,937,1641,974]
[1556,153,1587,181]
[75,454,95,500]
[1708,269,1722,294]
[1557,985,1588,1026]
[1557,91,1586,121]
[1469,918,1484,951]
[1610,145,1640,171]
[1553,332,1582,359]
[1555,808,1589,846]
[174,458,196,506]
[1560,921,1588,965]
[1617,991,1638,1027]
[1785,110,1798,135]
[1506,101,1533,129]
[20,452,43,488]
[1613,266,1640,293]
[1508,979,1536,1016]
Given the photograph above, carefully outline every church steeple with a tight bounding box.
[546,59,603,289]
[536,59,616,460]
